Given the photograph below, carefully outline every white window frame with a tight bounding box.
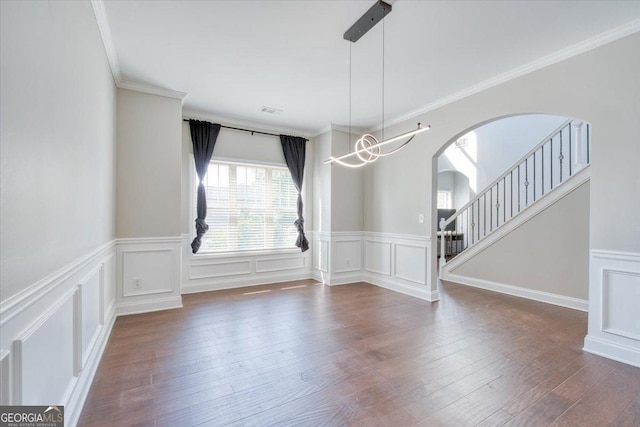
[189,156,302,257]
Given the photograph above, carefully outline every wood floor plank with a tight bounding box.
[78,279,640,427]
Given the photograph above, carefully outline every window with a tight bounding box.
[437,190,452,209]
[195,160,299,253]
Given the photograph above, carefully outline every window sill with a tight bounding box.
[190,248,302,260]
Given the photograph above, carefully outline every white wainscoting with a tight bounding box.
[0,241,116,427]
[181,234,313,294]
[363,232,437,301]
[322,232,364,285]
[116,237,183,315]
[584,250,640,367]
[312,232,330,281]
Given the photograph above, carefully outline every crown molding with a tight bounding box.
[311,123,370,138]
[91,0,121,86]
[91,0,187,101]
[182,110,314,139]
[371,19,640,132]
[118,81,187,100]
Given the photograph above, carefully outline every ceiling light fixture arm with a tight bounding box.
[324,123,430,167]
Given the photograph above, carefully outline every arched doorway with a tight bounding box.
[432,114,591,310]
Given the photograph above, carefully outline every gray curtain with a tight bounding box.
[189,120,221,253]
[280,135,309,252]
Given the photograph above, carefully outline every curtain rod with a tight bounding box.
[182,119,308,141]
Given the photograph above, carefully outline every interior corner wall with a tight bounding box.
[0,1,117,423]
[115,89,183,315]
[312,130,332,234]
[330,130,364,233]
[116,89,182,238]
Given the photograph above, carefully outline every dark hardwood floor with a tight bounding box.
[78,280,640,426]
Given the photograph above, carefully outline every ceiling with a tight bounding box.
[101,0,640,135]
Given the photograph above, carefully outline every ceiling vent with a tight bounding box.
[260,106,283,115]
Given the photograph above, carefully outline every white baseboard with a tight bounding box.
[325,273,363,286]
[365,273,437,302]
[66,304,116,427]
[583,335,640,368]
[116,296,183,316]
[444,273,588,311]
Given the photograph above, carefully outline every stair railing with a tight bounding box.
[439,119,590,267]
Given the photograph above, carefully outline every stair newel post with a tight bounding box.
[574,121,584,170]
[439,217,447,270]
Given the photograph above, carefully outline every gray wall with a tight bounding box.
[452,181,590,300]
[330,130,364,232]
[116,89,182,238]
[313,130,332,233]
[0,1,116,301]
[364,32,640,257]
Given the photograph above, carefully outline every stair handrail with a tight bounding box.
[439,118,588,267]
[441,118,573,231]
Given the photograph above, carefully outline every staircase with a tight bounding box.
[439,119,591,273]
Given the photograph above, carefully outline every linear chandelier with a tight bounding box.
[325,0,430,168]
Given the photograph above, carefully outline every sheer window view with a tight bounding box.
[437,191,452,209]
[195,160,298,253]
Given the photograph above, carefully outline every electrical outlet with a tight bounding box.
[134,278,142,289]
[418,213,424,223]
[346,258,350,266]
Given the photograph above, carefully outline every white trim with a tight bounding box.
[118,80,186,100]
[592,250,640,263]
[324,273,363,287]
[583,335,640,368]
[0,350,10,405]
[255,256,306,274]
[12,285,78,405]
[66,303,117,427]
[121,248,176,297]
[90,0,121,86]
[442,166,590,273]
[364,273,437,302]
[586,249,640,367]
[116,236,182,244]
[190,248,302,260]
[372,20,640,131]
[188,260,252,280]
[181,272,313,294]
[363,231,431,244]
[0,241,115,326]
[115,296,183,316]
[601,269,640,341]
[444,273,588,311]
[91,1,187,101]
[334,266,361,274]
[73,288,82,376]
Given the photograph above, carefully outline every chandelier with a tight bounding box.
[325,0,430,168]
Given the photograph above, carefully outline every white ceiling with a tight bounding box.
[101,0,640,135]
